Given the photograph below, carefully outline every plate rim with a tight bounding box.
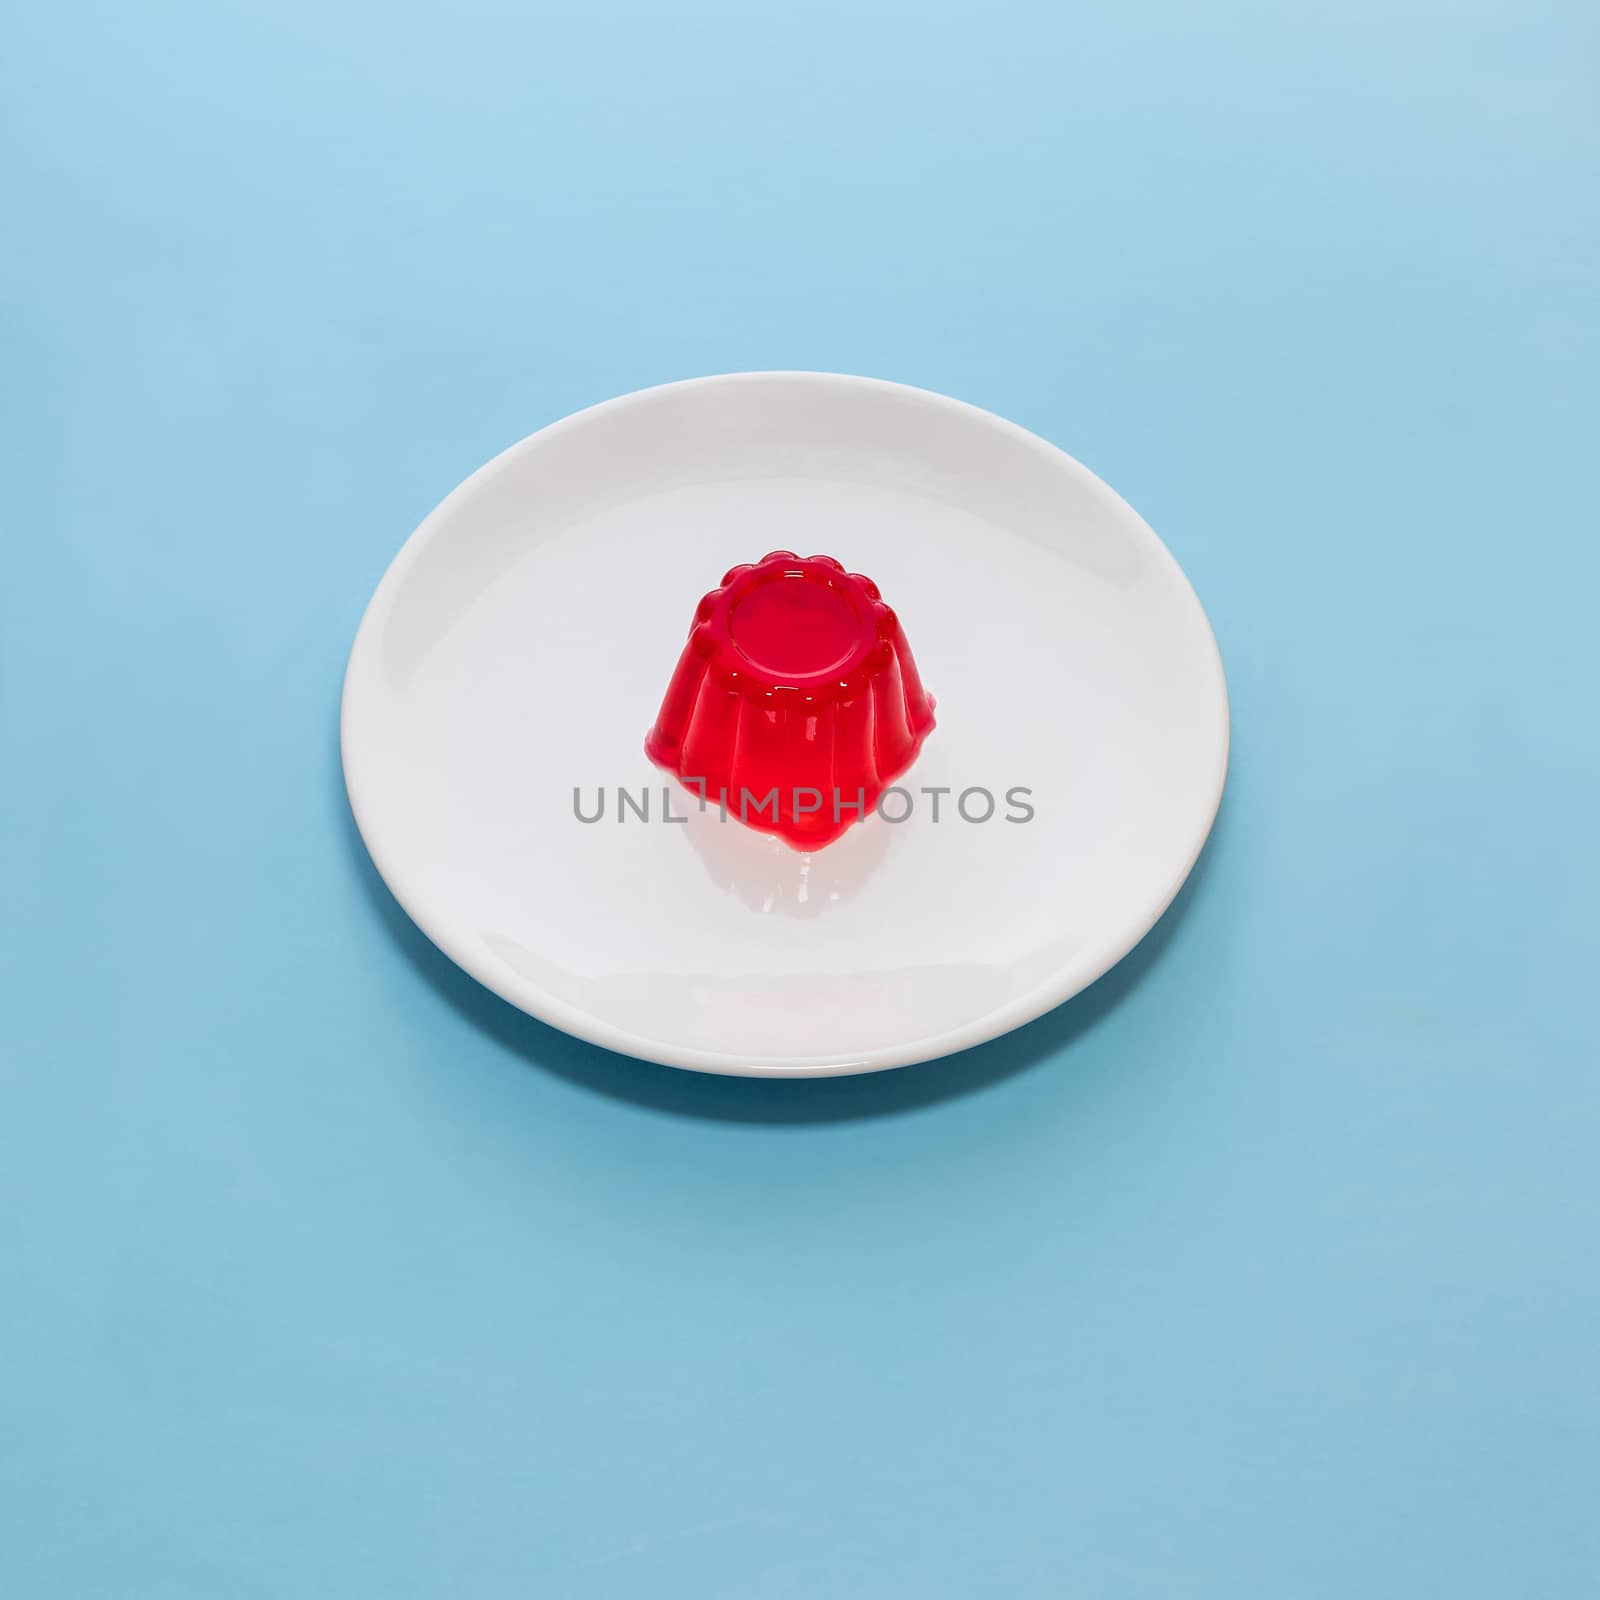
[341,370,1231,1078]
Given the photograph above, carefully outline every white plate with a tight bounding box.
[341,374,1229,1077]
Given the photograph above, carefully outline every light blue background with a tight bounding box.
[4,2,1597,1594]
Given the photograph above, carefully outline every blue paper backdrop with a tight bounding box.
[4,2,1596,1594]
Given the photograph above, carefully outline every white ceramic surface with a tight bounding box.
[341,373,1229,1077]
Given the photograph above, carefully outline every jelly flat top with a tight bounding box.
[726,570,867,678]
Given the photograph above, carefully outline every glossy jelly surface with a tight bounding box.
[645,551,936,849]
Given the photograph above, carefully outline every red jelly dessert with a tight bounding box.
[645,551,936,850]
